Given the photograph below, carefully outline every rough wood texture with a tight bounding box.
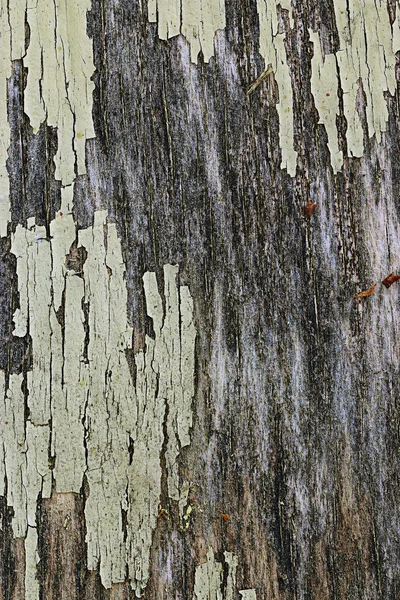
[1,0,400,598]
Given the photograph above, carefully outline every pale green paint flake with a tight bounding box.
[126,334,165,594]
[239,590,257,600]
[25,527,40,600]
[24,0,95,185]
[149,0,225,63]
[309,30,343,172]
[0,0,12,236]
[0,373,28,537]
[159,265,197,502]
[9,0,27,60]
[224,552,238,600]
[11,221,54,425]
[79,211,136,587]
[127,265,197,593]
[256,0,297,175]
[193,548,223,600]
[0,372,51,600]
[192,549,254,600]
[9,205,197,595]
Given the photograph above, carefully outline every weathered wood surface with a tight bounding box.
[1,0,400,598]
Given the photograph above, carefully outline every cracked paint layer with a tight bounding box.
[0,372,52,600]
[148,0,225,62]
[0,0,12,236]
[0,0,95,236]
[149,0,400,173]
[4,1,196,594]
[239,591,257,600]
[257,0,297,176]
[9,208,196,597]
[192,549,256,600]
[309,30,343,172]
[333,0,398,157]
[24,0,96,184]
[310,0,400,168]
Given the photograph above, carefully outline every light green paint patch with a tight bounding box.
[309,30,343,172]
[158,265,197,501]
[24,0,95,185]
[10,0,27,60]
[224,552,238,600]
[257,0,297,175]
[328,0,397,160]
[193,548,224,600]
[193,549,251,600]
[126,333,164,594]
[239,590,257,600]
[25,423,52,525]
[0,373,27,537]
[127,265,196,593]
[0,372,51,600]
[149,0,225,62]
[79,211,136,587]
[12,221,53,425]
[0,0,12,236]
[25,527,40,600]
[9,207,196,596]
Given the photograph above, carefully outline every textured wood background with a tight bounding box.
[1,0,400,598]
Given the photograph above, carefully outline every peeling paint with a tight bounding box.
[0,0,95,235]
[147,0,297,172]
[148,0,225,62]
[239,590,257,600]
[9,207,196,596]
[0,371,52,600]
[192,548,223,600]
[4,4,196,592]
[0,0,12,236]
[149,0,400,172]
[334,0,396,156]
[308,0,400,165]
[309,30,343,172]
[24,0,95,184]
[224,551,238,600]
[192,549,255,600]
[256,0,296,175]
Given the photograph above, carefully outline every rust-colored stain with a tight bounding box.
[382,273,400,288]
[305,200,317,217]
[353,284,377,299]
[221,513,231,522]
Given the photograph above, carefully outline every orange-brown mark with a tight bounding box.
[353,284,377,300]
[305,201,317,217]
[382,273,400,289]
[221,513,231,522]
